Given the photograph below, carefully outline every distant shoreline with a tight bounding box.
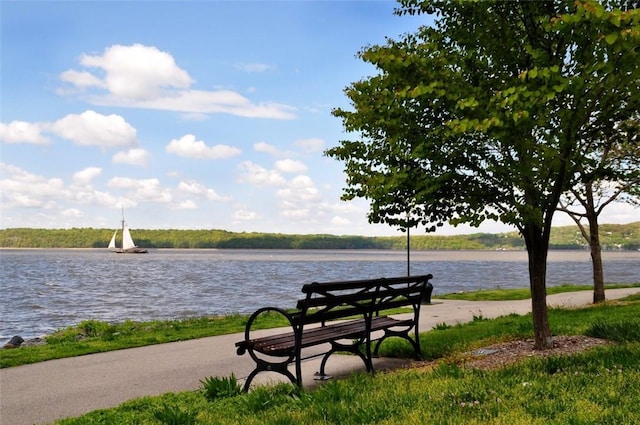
[1,222,638,250]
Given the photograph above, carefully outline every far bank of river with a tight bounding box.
[1,249,639,343]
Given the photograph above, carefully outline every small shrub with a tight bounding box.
[200,374,242,401]
[152,405,197,425]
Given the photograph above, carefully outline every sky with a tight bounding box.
[1,1,637,237]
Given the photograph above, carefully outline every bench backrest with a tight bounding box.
[295,274,433,325]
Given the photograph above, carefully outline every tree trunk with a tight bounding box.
[588,215,605,303]
[524,224,553,350]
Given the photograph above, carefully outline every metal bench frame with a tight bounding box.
[235,274,433,391]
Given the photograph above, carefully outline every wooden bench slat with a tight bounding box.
[239,316,415,355]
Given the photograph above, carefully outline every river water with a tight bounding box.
[1,249,639,343]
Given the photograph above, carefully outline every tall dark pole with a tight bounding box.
[407,222,410,276]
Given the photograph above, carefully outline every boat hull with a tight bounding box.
[114,248,148,254]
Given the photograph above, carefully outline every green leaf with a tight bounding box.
[605,33,619,45]
[610,14,621,28]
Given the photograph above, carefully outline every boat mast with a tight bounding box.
[121,205,125,251]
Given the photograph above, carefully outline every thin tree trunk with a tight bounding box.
[588,216,605,303]
[524,223,553,350]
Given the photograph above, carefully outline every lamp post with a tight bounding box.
[406,225,410,276]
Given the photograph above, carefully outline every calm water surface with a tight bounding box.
[1,249,639,343]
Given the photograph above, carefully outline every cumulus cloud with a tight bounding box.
[237,161,286,186]
[51,110,137,147]
[113,148,150,166]
[107,177,172,203]
[254,142,280,156]
[0,163,68,208]
[72,44,192,100]
[177,180,230,202]
[73,167,102,186]
[166,134,241,159]
[0,121,50,145]
[277,175,321,202]
[275,159,307,174]
[61,208,84,218]
[60,44,296,119]
[60,70,105,90]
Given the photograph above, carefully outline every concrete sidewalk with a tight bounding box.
[1,288,637,425]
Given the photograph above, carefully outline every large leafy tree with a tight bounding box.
[327,0,639,349]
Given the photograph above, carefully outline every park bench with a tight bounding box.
[235,274,433,391]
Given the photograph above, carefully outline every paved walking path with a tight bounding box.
[1,288,638,425]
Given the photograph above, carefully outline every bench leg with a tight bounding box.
[316,339,372,380]
[242,357,299,392]
[373,329,422,361]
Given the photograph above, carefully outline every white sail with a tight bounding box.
[122,225,136,251]
[108,208,147,253]
[108,230,118,250]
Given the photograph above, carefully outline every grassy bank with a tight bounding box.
[52,293,640,425]
[1,284,638,369]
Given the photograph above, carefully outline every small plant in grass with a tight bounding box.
[433,322,451,330]
[472,313,486,322]
[152,405,197,425]
[241,383,301,413]
[586,319,640,343]
[200,374,242,401]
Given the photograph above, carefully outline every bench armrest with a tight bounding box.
[236,307,299,355]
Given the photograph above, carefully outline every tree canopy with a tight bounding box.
[327,0,640,348]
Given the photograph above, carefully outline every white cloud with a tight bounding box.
[71,188,119,207]
[60,44,296,119]
[107,177,172,203]
[0,163,68,208]
[281,208,310,219]
[0,121,50,145]
[113,148,150,166]
[77,44,193,100]
[73,167,102,186]
[59,70,105,90]
[166,134,241,159]
[175,200,197,210]
[235,62,275,73]
[121,90,296,119]
[277,175,321,202]
[275,159,307,174]
[275,175,324,223]
[237,161,286,186]
[254,141,280,155]
[61,208,84,218]
[331,216,351,226]
[295,138,325,153]
[51,110,137,147]
[177,180,230,202]
[234,209,260,221]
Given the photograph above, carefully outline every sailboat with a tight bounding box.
[108,210,148,254]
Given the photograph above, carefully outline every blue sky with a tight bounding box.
[1,1,636,236]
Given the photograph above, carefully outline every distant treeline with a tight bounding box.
[1,222,638,250]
